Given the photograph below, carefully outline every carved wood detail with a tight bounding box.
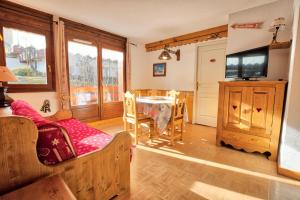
[216,81,287,161]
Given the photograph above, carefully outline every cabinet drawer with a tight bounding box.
[221,131,270,148]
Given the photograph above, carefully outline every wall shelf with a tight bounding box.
[269,41,292,50]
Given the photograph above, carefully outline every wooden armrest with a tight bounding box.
[46,109,73,121]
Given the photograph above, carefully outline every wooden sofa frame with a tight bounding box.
[0,109,131,200]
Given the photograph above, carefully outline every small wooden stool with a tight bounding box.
[0,175,76,200]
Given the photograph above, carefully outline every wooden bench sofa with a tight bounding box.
[0,108,131,200]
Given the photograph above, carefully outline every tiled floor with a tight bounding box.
[89,119,300,200]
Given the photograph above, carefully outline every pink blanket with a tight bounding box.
[11,100,112,165]
[56,119,112,156]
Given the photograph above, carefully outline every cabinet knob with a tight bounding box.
[256,108,262,112]
[232,105,237,110]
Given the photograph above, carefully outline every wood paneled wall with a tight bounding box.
[133,89,194,123]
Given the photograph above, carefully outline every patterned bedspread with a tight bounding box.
[11,100,113,165]
[57,119,112,156]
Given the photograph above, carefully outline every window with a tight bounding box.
[102,48,124,103]
[3,27,47,85]
[65,20,126,120]
[68,41,98,106]
[0,3,55,92]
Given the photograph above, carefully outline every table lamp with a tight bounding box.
[0,66,17,107]
[269,17,286,44]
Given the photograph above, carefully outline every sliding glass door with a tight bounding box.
[67,39,100,120]
[101,48,125,119]
[68,41,98,106]
[66,31,126,121]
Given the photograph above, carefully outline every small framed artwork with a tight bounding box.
[153,63,166,77]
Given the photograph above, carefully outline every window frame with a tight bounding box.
[101,45,126,104]
[66,34,100,108]
[64,22,127,120]
[0,17,55,93]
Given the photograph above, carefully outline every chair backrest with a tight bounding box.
[123,91,137,119]
[172,95,186,120]
[166,90,180,98]
[130,90,141,97]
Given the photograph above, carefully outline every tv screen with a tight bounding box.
[225,46,269,79]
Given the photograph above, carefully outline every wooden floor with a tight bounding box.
[89,118,300,200]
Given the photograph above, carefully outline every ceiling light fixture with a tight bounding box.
[158,47,180,61]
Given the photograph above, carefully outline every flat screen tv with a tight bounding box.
[225,46,269,80]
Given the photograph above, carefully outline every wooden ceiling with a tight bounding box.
[145,25,228,52]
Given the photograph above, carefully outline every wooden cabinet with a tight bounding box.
[217,81,287,161]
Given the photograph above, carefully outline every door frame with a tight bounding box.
[192,38,227,124]
[65,28,127,121]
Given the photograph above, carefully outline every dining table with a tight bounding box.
[136,96,188,134]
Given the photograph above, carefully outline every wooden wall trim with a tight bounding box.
[145,25,228,52]
[62,18,126,47]
[0,1,52,22]
[0,2,52,31]
[0,1,127,48]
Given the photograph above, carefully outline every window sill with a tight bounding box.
[6,85,56,93]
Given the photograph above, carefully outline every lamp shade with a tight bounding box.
[270,17,286,31]
[158,50,171,60]
[0,66,17,82]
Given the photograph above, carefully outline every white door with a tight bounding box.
[195,42,226,127]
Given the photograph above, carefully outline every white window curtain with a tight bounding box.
[53,17,70,110]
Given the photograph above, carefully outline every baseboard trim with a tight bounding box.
[278,166,300,181]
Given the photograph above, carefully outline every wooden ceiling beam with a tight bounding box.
[145,25,228,52]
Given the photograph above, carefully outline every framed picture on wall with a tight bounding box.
[153,63,166,77]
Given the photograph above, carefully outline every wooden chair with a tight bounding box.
[130,90,141,97]
[123,91,153,144]
[163,95,186,145]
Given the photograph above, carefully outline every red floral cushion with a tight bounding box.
[11,100,50,126]
[37,123,75,165]
[57,119,112,156]
[11,100,75,165]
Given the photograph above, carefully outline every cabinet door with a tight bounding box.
[223,86,249,131]
[248,87,275,137]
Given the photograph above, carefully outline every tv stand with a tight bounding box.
[216,81,287,161]
[234,77,259,81]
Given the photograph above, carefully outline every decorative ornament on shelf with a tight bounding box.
[231,22,263,29]
[269,17,286,44]
[158,46,180,61]
[40,99,51,113]
[0,66,17,107]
